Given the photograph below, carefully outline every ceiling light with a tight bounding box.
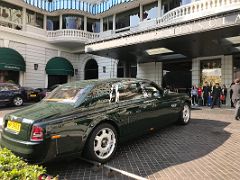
[224,36,240,44]
[145,47,173,55]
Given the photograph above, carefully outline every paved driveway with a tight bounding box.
[1,106,240,179]
[46,107,240,180]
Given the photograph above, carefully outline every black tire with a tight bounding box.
[12,96,23,106]
[179,103,191,125]
[84,123,118,163]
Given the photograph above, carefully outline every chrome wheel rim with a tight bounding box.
[183,105,190,123]
[14,97,23,106]
[94,128,116,160]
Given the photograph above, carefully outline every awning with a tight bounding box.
[0,48,26,71]
[45,57,74,76]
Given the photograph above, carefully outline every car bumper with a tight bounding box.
[0,133,54,163]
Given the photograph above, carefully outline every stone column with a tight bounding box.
[19,72,24,86]
[59,14,63,30]
[140,4,143,21]
[45,74,48,88]
[113,14,116,31]
[222,55,233,107]
[84,16,87,31]
[192,58,200,86]
[137,61,162,86]
[100,18,103,32]
[158,0,162,17]
[43,14,47,30]
[22,7,26,31]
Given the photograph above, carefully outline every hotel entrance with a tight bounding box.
[162,61,192,93]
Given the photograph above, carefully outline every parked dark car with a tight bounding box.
[0,83,24,106]
[21,87,40,102]
[0,78,191,163]
[34,88,48,101]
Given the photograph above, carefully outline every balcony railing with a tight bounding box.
[47,29,100,41]
[89,0,240,43]
[158,0,240,25]
[1,0,240,46]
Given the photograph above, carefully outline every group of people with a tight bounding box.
[190,82,227,108]
[190,78,240,120]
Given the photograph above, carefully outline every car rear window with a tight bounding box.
[43,83,91,104]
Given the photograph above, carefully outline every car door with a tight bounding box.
[138,81,179,129]
[112,81,152,138]
[0,85,10,104]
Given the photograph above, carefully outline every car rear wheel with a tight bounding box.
[84,123,118,163]
[179,103,191,125]
[13,96,23,106]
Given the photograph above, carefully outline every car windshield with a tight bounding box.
[43,82,92,105]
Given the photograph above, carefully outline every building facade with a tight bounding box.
[0,0,240,106]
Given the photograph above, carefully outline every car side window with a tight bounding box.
[87,83,111,105]
[0,85,8,91]
[109,82,144,102]
[7,84,19,90]
[140,82,162,98]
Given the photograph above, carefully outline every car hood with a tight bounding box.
[10,101,74,121]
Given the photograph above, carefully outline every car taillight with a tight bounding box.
[31,125,44,141]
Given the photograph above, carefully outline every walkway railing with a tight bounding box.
[47,29,100,40]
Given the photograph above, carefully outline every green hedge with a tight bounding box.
[0,148,46,180]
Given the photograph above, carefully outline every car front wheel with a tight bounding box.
[179,103,191,125]
[84,123,118,163]
[13,96,23,106]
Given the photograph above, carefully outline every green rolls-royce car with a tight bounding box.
[0,78,191,163]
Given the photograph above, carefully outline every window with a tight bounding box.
[103,16,113,31]
[87,18,100,32]
[140,82,162,98]
[115,8,140,30]
[47,16,59,30]
[200,59,221,86]
[26,10,44,28]
[143,2,158,20]
[109,82,144,102]
[0,2,22,30]
[7,84,19,90]
[62,15,84,30]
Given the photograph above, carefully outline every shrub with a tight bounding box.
[0,148,46,180]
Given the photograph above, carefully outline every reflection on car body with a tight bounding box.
[0,78,191,163]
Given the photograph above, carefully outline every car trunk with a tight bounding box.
[3,117,32,141]
[3,101,73,141]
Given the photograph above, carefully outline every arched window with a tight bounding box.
[84,59,98,80]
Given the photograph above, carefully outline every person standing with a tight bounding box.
[211,83,221,109]
[221,84,227,104]
[197,86,203,106]
[191,85,198,106]
[202,82,211,106]
[230,82,235,108]
[231,79,240,120]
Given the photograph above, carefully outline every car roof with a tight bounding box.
[61,78,150,88]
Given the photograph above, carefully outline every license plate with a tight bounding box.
[7,121,21,133]
[30,94,37,97]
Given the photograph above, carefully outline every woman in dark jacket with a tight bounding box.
[211,83,221,109]
[230,82,235,108]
